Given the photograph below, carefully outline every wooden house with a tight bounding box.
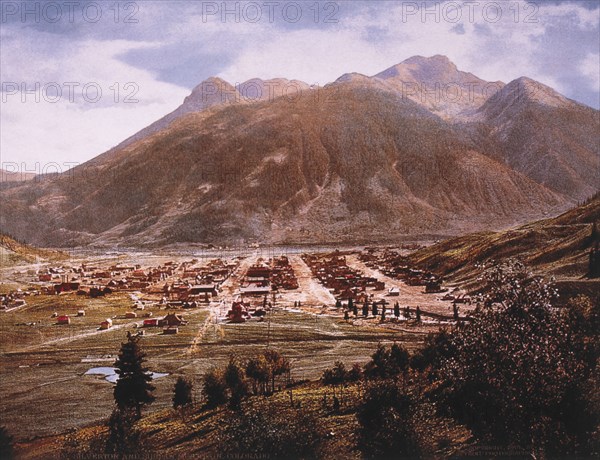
[57,315,71,325]
[158,313,187,327]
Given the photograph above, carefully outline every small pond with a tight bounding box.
[85,367,169,384]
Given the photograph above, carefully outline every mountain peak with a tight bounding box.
[371,55,502,119]
[402,54,456,68]
[487,76,576,110]
[335,72,371,84]
[184,77,237,110]
[375,55,459,80]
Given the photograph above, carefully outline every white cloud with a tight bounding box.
[1,0,598,168]
[579,52,600,91]
[1,30,189,167]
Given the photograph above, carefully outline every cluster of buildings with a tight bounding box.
[302,252,385,303]
[359,249,445,293]
[31,258,240,302]
[239,256,299,296]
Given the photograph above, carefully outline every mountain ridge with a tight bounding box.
[1,56,597,247]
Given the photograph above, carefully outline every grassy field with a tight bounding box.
[0,288,426,441]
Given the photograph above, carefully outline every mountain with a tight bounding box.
[374,55,505,119]
[0,168,36,183]
[112,77,312,151]
[409,193,600,281]
[0,56,598,248]
[469,77,600,200]
[0,233,66,264]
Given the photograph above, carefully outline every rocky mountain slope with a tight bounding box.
[409,193,600,281]
[0,233,66,264]
[1,56,598,247]
[0,168,36,183]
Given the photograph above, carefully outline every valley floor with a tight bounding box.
[0,249,459,448]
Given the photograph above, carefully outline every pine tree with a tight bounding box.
[106,408,140,456]
[394,302,400,319]
[173,376,193,412]
[372,302,378,317]
[362,301,369,317]
[416,306,421,322]
[0,426,14,460]
[113,334,155,419]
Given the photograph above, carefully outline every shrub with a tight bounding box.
[364,342,410,379]
[437,261,598,456]
[219,400,324,459]
[203,367,228,408]
[105,408,141,456]
[356,379,421,459]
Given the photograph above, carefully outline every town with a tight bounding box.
[0,246,470,440]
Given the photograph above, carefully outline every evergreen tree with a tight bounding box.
[362,301,369,317]
[394,302,400,319]
[173,376,193,412]
[353,302,358,316]
[113,335,155,419]
[347,297,354,313]
[381,305,386,321]
[372,302,378,317]
[0,426,14,460]
[453,303,459,321]
[335,299,342,309]
[106,408,140,456]
[416,306,421,322]
[404,306,411,319]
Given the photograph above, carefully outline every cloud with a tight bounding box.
[1,0,598,168]
[1,28,188,167]
[579,52,600,91]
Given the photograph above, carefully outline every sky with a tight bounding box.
[1,0,599,171]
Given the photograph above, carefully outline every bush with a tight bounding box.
[203,367,228,408]
[409,329,455,373]
[224,356,249,410]
[364,342,410,379]
[219,400,324,459]
[356,380,421,459]
[436,261,598,456]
